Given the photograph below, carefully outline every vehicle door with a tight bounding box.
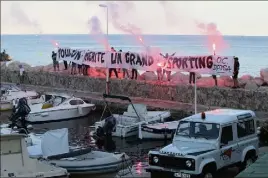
[218,124,238,168]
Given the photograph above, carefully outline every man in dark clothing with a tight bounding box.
[212,75,218,86]
[189,72,196,84]
[63,60,68,70]
[131,68,138,80]
[232,57,240,88]
[52,51,59,71]
[109,47,118,78]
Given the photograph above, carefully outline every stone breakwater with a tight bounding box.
[1,69,268,112]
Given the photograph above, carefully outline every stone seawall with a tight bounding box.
[1,69,268,112]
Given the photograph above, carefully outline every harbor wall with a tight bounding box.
[1,69,268,112]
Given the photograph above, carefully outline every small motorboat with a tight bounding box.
[94,94,171,138]
[0,133,69,178]
[31,128,132,175]
[0,85,40,111]
[141,121,179,140]
[26,93,96,123]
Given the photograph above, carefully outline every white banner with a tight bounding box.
[56,47,234,76]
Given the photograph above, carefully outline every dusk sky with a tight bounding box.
[1,1,268,36]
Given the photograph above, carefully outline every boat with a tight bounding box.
[0,133,69,178]
[0,85,40,111]
[141,121,178,140]
[94,94,171,138]
[29,128,132,175]
[26,93,96,123]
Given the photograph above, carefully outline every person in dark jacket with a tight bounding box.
[109,47,118,78]
[63,60,68,70]
[10,98,31,130]
[189,72,196,84]
[232,57,240,88]
[52,51,59,71]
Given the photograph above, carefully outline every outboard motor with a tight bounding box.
[8,97,31,132]
[103,116,116,136]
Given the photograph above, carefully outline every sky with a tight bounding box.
[1,1,268,36]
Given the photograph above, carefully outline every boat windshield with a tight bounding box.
[176,121,220,140]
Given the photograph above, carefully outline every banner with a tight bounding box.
[56,47,234,76]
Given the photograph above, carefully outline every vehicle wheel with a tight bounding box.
[201,172,214,178]
[239,154,256,172]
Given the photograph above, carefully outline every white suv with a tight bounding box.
[146,109,259,178]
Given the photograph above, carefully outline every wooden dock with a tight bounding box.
[236,153,268,178]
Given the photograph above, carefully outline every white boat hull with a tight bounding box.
[0,101,13,111]
[27,106,93,123]
[95,111,171,138]
[141,130,174,140]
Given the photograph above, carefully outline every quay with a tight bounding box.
[236,153,268,178]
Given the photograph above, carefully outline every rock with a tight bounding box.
[7,61,32,71]
[240,74,254,80]
[260,68,268,83]
[171,72,189,84]
[139,71,157,81]
[244,80,259,90]
[254,77,265,86]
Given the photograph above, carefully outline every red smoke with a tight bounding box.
[88,16,110,51]
[196,22,229,54]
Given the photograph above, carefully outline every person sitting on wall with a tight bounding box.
[232,56,240,88]
[109,47,118,78]
[51,51,59,71]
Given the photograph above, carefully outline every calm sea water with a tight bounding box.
[1,34,268,76]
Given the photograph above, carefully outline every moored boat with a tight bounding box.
[141,121,178,140]
[0,133,69,178]
[94,94,171,138]
[26,93,96,123]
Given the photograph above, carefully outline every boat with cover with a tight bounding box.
[141,121,178,140]
[0,133,69,178]
[29,128,131,175]
[26,93,96,123]
[94,94,171,138]
[0,85,40,111]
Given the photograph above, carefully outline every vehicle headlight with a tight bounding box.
[153,156,159,163]
[186,160,192,167]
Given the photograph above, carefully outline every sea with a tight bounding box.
[1,34,268,77]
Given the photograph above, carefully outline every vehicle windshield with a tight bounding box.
[176,121,220,140]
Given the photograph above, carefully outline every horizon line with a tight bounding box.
[1,33,268,37]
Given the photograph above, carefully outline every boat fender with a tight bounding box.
[92,105,96,111]
[78,106,83,115]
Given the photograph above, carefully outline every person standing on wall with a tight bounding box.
[52,51,59,72]
[63,60,68,70]
[189,72,196,85]
[71,62,77,75]
[109,47,118,78]
[212,75,218,86]
[131,67,138,80]
[232,56,240,88]
[120,49,129,79]
[77,63,83,75]
[164,56,172,81]
[160,52,176,81]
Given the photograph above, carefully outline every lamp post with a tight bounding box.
[99,4,109,94]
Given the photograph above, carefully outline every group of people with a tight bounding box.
[189,57,240,88]
[52,50,240,88]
